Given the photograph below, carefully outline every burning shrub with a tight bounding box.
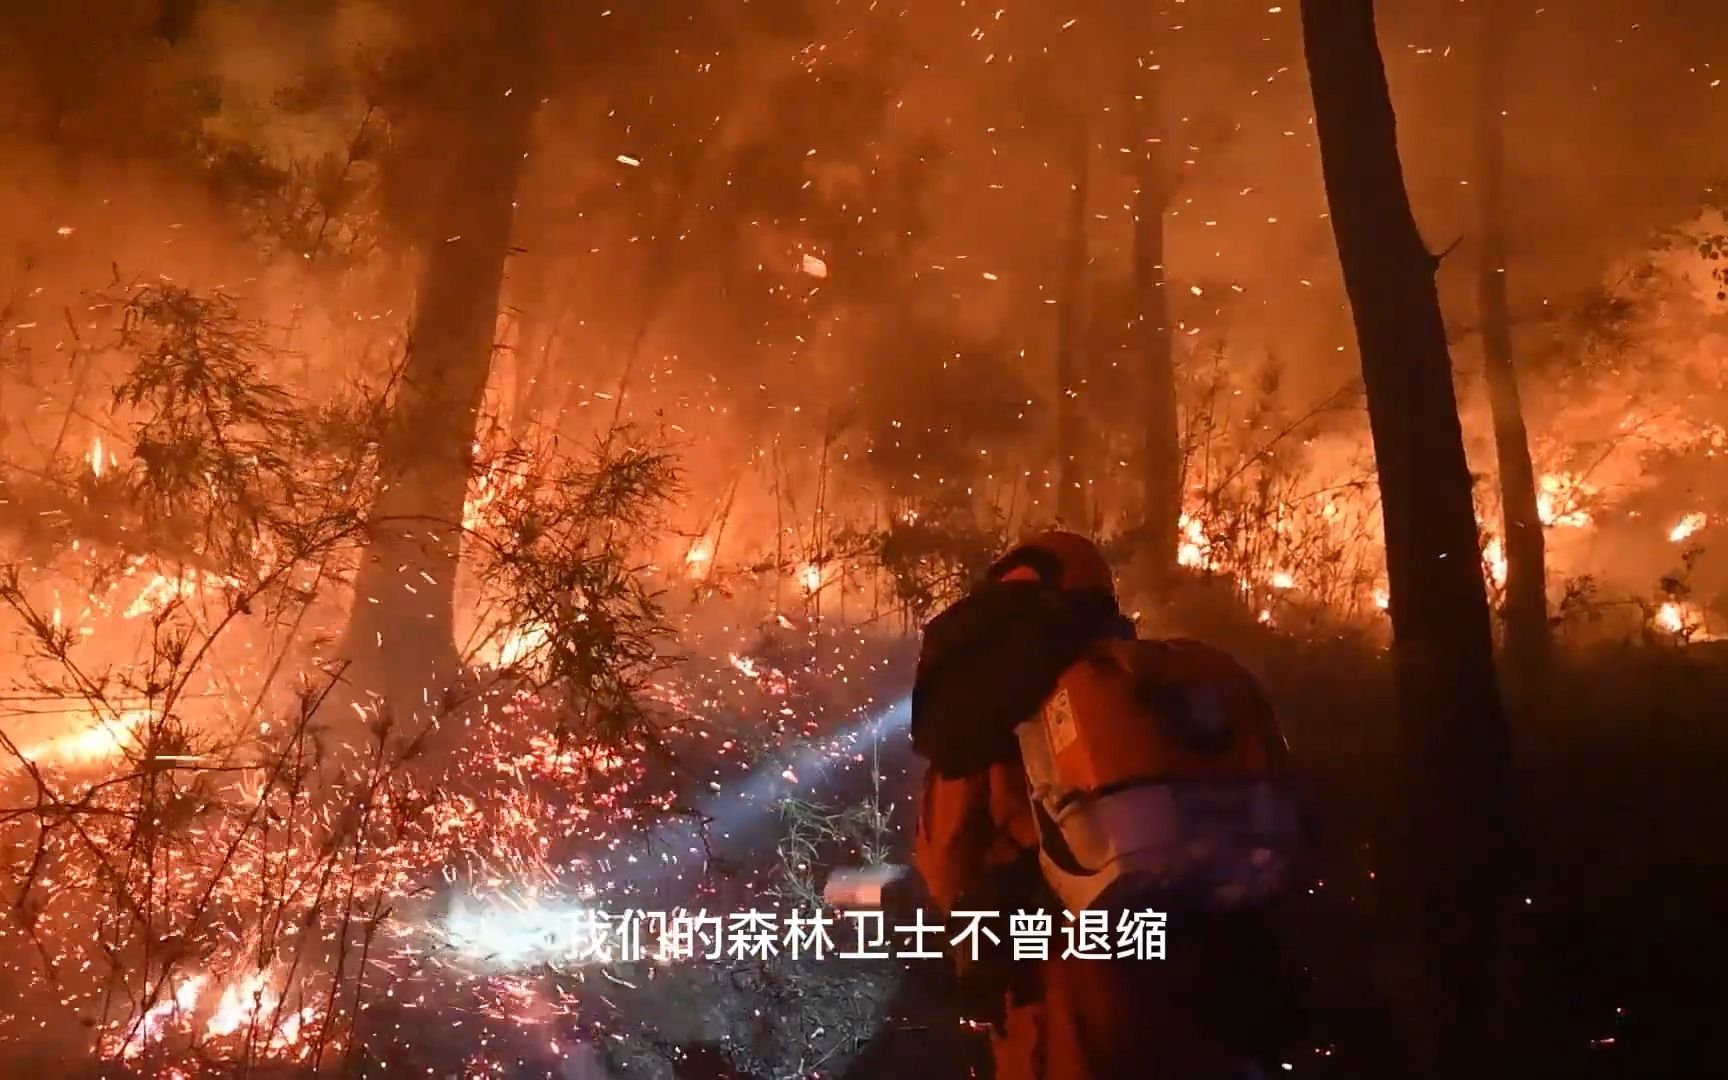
[462,424,682,752]
[0,285,712,1072]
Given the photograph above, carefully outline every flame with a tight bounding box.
[1655,601,1687,634]
[206,970,273,1039]
[275,1007,311,1049]
[103,968,318,1062]
[174,974,208,1012]
[728,652,788,695]
[462,447,527,532]
[1269,570,1296,591]
[124,570,240,618]
[685,537,714,580]
[1372,587,1391,611]
[1536,472,1595,529]
[113,974,209,1059]
[1175,513,1210,570]
[798,563,824,594]
[87,435,105,478]
[494,621,549,668]
[463,475,499,531]
[1482,536,1509,588]
[14,709,151,767]
[1652,600,1719,640]
[1669,512,1707,543]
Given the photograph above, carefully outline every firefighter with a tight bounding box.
[911,531,1298,1080]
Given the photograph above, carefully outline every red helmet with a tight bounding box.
[988,530,1116,596]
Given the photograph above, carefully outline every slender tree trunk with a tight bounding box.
[1128,56,1180,576]
[1476,3,1549,676]
[1055,123,1090,529]
[1300,2,1514,1072]
[343,2,542,716]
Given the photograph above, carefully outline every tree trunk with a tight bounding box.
[343,3,542,717]
[1476,2,1550,676]
[1055,123,1090,529]
[1299,1,1514,1072]
[1128,57,1180,577]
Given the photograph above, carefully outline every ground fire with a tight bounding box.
[0,1,1724,1077]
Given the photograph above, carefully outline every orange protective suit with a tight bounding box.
[916,764,1279,1080]
[910,532,1295,1079]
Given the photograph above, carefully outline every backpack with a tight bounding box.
[1013,637,1301,913]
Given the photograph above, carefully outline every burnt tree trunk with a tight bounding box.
[1055,123,1091,529]
[1300,1,1514,1072]
[343,3,542,717]
[1476,2,1550,675]
[1128,55,1181,577]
